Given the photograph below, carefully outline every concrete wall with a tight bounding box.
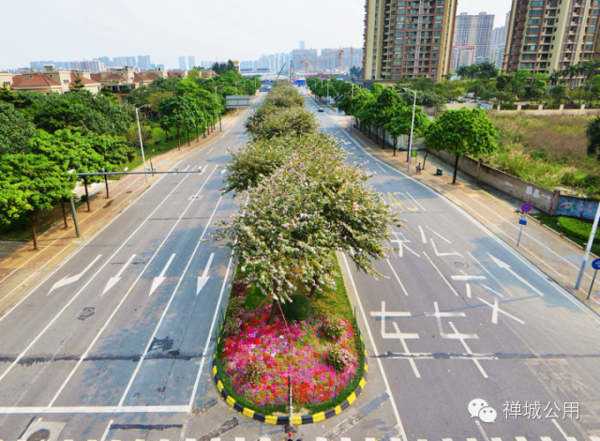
[429,149,558,213]
[445,103,479,110]
[555,195,599,221]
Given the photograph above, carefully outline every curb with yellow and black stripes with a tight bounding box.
[211,338,368,425]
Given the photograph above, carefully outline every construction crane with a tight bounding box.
[289,60,298,82]
[328,50,344,75]
[274,62,287,82]
[301,58,338,77]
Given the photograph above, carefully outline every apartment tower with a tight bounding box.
[363,0,458,81]
[454,12,495,59]
[504,0,600,76]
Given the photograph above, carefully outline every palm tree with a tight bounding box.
[549,69,562,86]
[565,64,581,90]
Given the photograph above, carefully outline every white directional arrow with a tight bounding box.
[149,253,176,296]
[197,253,215,295]
[487,253,545,297]
[48,255,103,295]
[102,254,136,296]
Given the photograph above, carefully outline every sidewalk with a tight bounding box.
[333,114,600,316]
[0,110,247,312]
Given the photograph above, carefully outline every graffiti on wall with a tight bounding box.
[555,196,599,220]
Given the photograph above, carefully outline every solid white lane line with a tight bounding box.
[48,255,103,295]
[102,254,137,296]
[450,275,487,281]
[386,259,409,296]
[99,419,113,441]
[0,171,200,387]
[482,284,505,298]
[466,283,472,299]
[0,405,189,414]
[118,196,224,408]
[405,192,425,211]
[149,253,177,297]
[426,226,451,244]
[475,420,491,441]
[188,248,234,409]
[467,252,508,296]
[341,253,408,441]
[448,321,487,378]
[46,167,218,408]
[418,226,426,243]
[376,162,387,173]
[423,252,460,297]
[0,165,194,324]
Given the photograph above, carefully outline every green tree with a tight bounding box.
[159,95,193,148]
[0,154,76,250]
[424,108,498,184]
[585,116,600,158]
[549,84,569,104]
[0,102,36,157]
[386,105,430,158]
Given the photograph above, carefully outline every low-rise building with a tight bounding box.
[10,67,101,95]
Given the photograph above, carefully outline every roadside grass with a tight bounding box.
[531,212,600,256]
[485,112,600,198]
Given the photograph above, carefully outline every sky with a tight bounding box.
[1,0,512,70]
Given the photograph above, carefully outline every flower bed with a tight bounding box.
[220,299,360,409]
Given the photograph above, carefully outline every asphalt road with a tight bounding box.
[0,102,258,440]
[2,89,600,441]
[307,93,600,441]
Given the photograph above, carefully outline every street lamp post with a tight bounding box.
[135,104,149,183]
[327,80,330,107]
[404,88,417,172]
[214,84,223,102]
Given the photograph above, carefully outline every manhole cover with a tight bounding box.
[78,307,95,321]
[452,261,469,268]
[28,429,50,441]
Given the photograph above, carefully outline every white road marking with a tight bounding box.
[450,275,487,281]
[418,226,427,243]
[48,255,103,295]
[430,238,462,257]
[386,260,409,296]
[425,301,466,338]
[197,253,215,295]
[448,322,487,378]
[46,167,219,408]
[189,245,235,408]
[102,254,136,296]
[488,253,545,297]
[466,283,472,298]
[221,168,227,175]
[0,171,200,386]
[149,253,177,296]
[118,196,224,408]
[370,302,412,321]
[426,226,451,244]
[341,254,408,441]
[475,419,491,441]
[482,284,505,298]
[376,162,387,173]
[207,147,214,154]
[551,417,577,441]
[478,297,525,325]
[0,405,189,414]
[391,322,421,378]
[423,252,460,296]
[100,419,113,441]
[405,192,425,211]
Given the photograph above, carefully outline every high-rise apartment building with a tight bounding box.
[491,26,506,45]
[291,48,318,73]
[451,45,477,69]
[300,41,306,50]
[178,56,187,70]
[363,0,458,81]
[504,0,600,76]
[453,12,495,58]
[138,55,151,70]
[188,56,196,69]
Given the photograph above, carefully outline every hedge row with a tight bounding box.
[558,216,600,241]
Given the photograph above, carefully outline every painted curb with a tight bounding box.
[212,339,368,425]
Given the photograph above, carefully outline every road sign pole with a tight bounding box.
[575,202,600,289]
[517,219,525,247]
[587,268,598,300]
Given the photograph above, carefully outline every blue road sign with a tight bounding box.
[592,258,600,270]
[327,99,331,107]
[519,218,527,225]
[521,203,533,213]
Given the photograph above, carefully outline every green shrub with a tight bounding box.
[558,216,600,241]
[320,315,345,340]
[282,294,311,322]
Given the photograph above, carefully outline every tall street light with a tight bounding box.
[404,88,417,173]
[214,84,223,102]
[135,104,149,183]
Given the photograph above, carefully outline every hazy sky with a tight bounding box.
[2,0,512,70]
